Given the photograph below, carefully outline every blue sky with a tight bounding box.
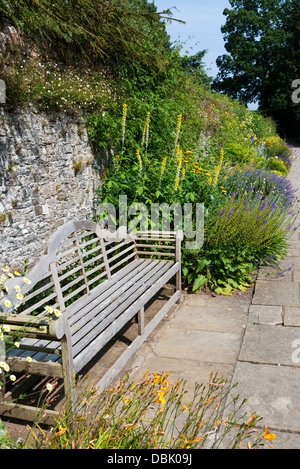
[153,0,231,79]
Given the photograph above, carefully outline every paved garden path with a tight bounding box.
[127,145,300,449]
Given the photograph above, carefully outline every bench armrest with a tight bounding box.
[0,313,65,340]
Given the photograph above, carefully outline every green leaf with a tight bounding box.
[192,275,207,292]
[196,258,211,272]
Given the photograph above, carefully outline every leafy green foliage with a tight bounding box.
[266,157,288,176]
[0,0,176,70]
[225,143,256,164]
[213,0,300,138]
[94,99,297,295]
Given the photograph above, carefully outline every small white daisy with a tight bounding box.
[3,363,10,372]
[54,309,62,317]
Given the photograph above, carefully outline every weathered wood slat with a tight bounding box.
[56,255,81,273]
[0,402,59,425]
[86,271,107,288]
[135,243,176,250]
[19,292,58,316]
[136,251,176,257]
[107,243,136,264]
[65,260,144,319]
[58,263,82,282]
[95,290,180,392]
[71,260,165,353]
[21,280,55,303]
[73,261,179,371]
[69,260,158,338]
[63,283,87,303]
[109,251,136,273]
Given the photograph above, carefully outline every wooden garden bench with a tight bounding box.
[0,220,183,423]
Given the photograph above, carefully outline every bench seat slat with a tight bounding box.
[68,260,156,332]
[71,260,167,350]
[73,261,179,371]
[109,251,136,273]
[65,259,145,319]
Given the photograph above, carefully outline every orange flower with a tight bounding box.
[263,425,276,441]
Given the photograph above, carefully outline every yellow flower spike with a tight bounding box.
[174,151,183,191]
[142,111,151,148]
[213,149,224,187]
[122,104,127,150]
[160,157,167,180]
[136,149,142,178]
[174,114,183,151]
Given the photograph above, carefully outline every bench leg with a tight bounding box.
[61,336,75,395]
[60,319,76,403]
[138,307,145,336]
[176,269,182,304]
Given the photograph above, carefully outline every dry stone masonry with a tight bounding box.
[0,107,100,269]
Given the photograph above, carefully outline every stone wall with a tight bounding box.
[0,106,101,269]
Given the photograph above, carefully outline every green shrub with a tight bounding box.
[266,157,288,176]
[184,189,298,294]
[225,143,256,164]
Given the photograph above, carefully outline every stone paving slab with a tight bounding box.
[252,280,300,306]
[150,327,242,364]
[284,307,300,327]
[280,257,300,271]
[227,362,300,433]
[238,324,300,366]
[248,305,283,325]
[272,431,300,449]
[293,271,300,282]
[170,304,248,333]
[127,355,233,402]
[257,266,293,282]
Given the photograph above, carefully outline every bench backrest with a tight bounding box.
[1,221,137,316]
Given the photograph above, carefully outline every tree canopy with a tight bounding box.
[213,0,300,138]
